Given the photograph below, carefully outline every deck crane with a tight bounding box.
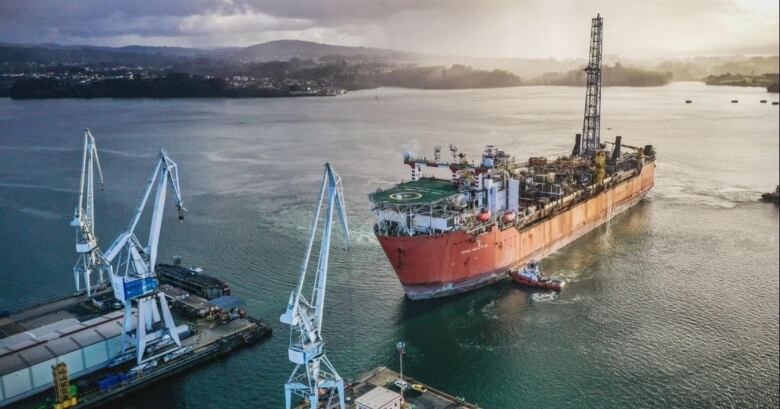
[103,149,188,365]
[71,129,109,297]
[280,163,351,409]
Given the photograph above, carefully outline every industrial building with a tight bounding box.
[354,387,402,409]
[0,310,126,406]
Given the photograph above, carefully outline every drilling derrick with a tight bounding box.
[580,14,604,158]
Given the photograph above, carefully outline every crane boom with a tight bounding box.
[103,150,185,265]
[281,163,350,409]
[105,149,188,365]
[71,129,108,296]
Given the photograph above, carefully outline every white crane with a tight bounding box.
[71,129,109,297]
[280,163,350,409]
[103,149,188,365]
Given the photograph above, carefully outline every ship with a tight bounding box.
[369,14,657,300]
[761,185,780,203]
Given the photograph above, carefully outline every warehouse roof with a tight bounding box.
[207,295,245,310]
[0,310,126,376]
[355,386,401,408]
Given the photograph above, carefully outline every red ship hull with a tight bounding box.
[377,162,655,299]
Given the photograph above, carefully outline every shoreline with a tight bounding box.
[5,80,780,100]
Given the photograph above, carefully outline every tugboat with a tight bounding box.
[761,185,780,203]
[509,262,566,291]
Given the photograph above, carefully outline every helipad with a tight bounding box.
[369,178,458,205]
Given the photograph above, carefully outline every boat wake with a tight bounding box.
[0,197,61,220]
[654,163,764,208]
[530,292,560,303]
[0,182,77,194]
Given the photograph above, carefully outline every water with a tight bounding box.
[0,82,778,408]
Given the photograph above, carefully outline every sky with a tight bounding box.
[0,0,777,58]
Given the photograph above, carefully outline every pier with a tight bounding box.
[296,367,479,409]
[1,282,271,408]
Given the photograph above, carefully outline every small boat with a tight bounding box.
[685,100,692,104]
[773,102,779,106]
[761,185,780,203]
[760,100,767,103]
[509,262,565,291]
[731,100,739,103]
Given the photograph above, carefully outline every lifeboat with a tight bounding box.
[509,262,566,291]
[476,209,491,222]
[502,211,516,223]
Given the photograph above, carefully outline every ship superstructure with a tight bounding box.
[369,14,657,299]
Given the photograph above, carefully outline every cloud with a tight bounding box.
[0,0,777,57]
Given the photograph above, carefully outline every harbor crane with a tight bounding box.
[280,163,351,409]
[103,150,188,365]
[71,129,109,297]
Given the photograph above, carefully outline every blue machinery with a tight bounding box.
[103,150,188,365]
[281,163,351,409]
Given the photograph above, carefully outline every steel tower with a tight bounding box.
[580,14,604,158]
[280,163,350,409]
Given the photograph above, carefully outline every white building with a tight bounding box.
[355,386,403,409]
[0,311,127,406]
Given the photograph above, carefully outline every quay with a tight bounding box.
[0,268,271,408]
[297,367,480,409]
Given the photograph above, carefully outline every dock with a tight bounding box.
[296,367,480,409]
[0,269,271,408]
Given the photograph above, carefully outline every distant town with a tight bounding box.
[704,72,780,92]
[0,40,778,99]
[1,63,346,98]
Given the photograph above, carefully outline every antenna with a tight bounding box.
[434,145,441,161]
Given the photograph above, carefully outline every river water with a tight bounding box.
[1,82,778,408]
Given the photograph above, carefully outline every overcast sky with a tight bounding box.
[0,0,777,58]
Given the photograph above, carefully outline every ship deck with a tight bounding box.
[370,178,458,205]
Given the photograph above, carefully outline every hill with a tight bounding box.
[232,40,415,63]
